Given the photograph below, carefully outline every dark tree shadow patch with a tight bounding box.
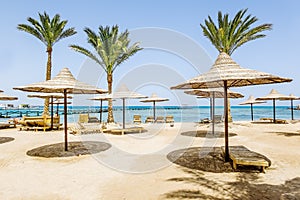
[27,141,111,158]
[0,137,14,144]
[268,131,300,137]
[164,168,300,199]
[181,130,237,138]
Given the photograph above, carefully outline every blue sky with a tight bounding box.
[1,0,300,106]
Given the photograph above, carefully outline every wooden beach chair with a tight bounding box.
[155,116,165,123]
[221,146,270,173]
[133,115,142,124]
[165,115,174,123]
[145,116,155,123]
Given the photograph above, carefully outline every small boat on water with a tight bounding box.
[293,105,300,110]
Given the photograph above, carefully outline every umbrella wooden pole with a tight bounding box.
[224,81,229,162]
[212,92,215,135]
[291,99,294,120]
[64,89,68,151]
[209,97,213,120]
[56,103,59,115]
[123,98,125,129]
[51,96,54,130]
[153,101,156,120]
[100,99,103,123]
[273,99,276,123]
[250,103,254,121]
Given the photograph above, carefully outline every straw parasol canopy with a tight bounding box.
[112,84,147,129]
[0,93,18,101]
[239,95,266,121]
[171,52,292,162]
[140,93,169,120]
[279,94,300,120]
[256,89,290,122]
[89,94,112,123]
[14,68,107,151]
[185,88,244,98]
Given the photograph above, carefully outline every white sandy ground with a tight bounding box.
[0,121,300,199]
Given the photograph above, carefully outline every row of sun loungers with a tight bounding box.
[134,115,174,124]
[17,115,62,131]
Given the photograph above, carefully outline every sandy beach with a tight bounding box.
[0,121,299,200]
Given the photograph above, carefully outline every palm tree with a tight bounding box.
[70,25,142,123]
[17,12,76,115]
[200,9,272,121]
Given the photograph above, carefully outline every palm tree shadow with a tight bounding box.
[164,168,300,199]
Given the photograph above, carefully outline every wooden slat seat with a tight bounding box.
[221,146,270,173]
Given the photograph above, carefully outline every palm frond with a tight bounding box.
[200,8,272,55]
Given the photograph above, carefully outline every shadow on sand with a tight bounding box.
[0,137,14,144]
[27,141,111,158]
[181,130,237,138]
[164,168,300,199]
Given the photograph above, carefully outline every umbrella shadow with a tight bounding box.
[267,131,300,137]
[181,130,237,138]
[0,137,14,144]
[26,141,111,158]
[164,168,300,199]
[166,147,270,173]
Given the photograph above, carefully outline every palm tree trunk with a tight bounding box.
[228,99,233,122]
[107,73,114,123]
[43,46,52,116]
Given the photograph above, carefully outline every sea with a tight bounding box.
[0,105,299,123]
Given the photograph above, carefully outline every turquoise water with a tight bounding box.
[0,106,299,123]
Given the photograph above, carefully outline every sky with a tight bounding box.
[1,0,300,107]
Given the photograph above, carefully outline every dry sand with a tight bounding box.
[0,121,300,199]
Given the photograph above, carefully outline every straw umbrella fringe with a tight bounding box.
[140,93,169,120]
[171,52,292,162]
[239,95,265,121]
[14,68,107,151]
[0,93,18,101]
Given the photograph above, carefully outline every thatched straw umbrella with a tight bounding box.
[278,94,300,120]
[256,89,290,123]
[28,93,73,129]
[0,92,18,116]
[239,95,266,121]
[14,68,107,151]
[111,84,147,129]
[0,93,18,101]
[171,52,292,162]
[140,93,169,120]
[89,94,112,123]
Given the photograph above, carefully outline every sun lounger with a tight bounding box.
[145,116,155,123]
[69,122,105,134]
[221,146,270,173]
[198,118,211,124]
[103,126,145,135]
[155,116,165,123]
[165,115,174,123]
[18,115,62,131]
[133,115,142,124]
